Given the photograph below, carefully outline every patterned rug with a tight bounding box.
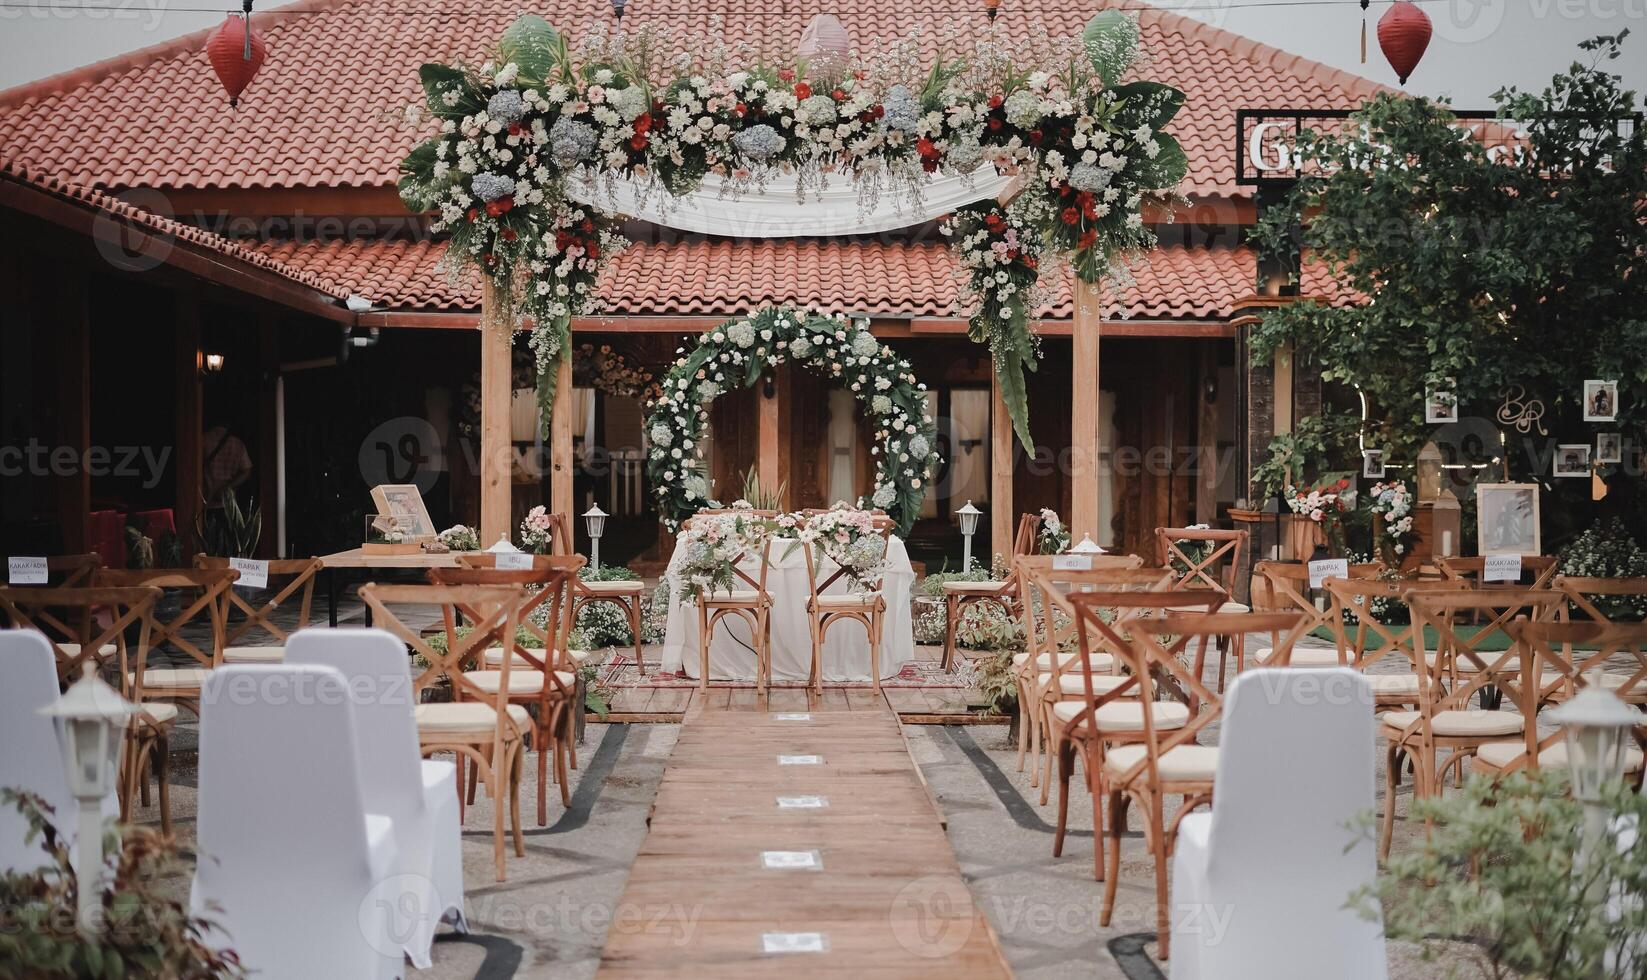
[588,650,973,689]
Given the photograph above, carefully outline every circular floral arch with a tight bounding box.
[644,306,940,535]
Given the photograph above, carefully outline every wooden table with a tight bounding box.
[315,548,463,626]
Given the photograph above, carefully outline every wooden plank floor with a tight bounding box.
[596,697,1012,979]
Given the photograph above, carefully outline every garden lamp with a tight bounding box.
[1071,534,1105,554]
[1548,674,1639,877]
[584,503,608,569]
[38,665,137,932]
[956,500,981,572]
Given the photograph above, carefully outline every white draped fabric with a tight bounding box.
[661,536,918,681]
[566,169,1012,238]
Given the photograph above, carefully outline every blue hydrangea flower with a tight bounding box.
[549,117,597,168]
[882,84,920,132]
[487,90,526,124]
[471,171,515,202]
[1068,161,1114,193]
[733,124,784,163]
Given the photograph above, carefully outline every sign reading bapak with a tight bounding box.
[1308,558,1349,590]
[229,557,269,590]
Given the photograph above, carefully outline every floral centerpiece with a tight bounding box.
[1367,480,1416,565]
[793,504,889,593]
[1036,507,1071,554]
[519,505,556,554]
[398,13,1186,444]
[1284,479,1352,557]
[671,511,772,601]
[438,524,481,551]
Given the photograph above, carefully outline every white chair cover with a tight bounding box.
[190,664,403,980]
[1171,668,1386,980]
[286,628,467,964]
[0,630,78,875]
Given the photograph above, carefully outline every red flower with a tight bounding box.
[987,118,1003,131]
[1028,128,1043,145]
[501,228,518,242]
[466,207,478,222]
[586,243,600,260]
[988,94,1003,109]
[778,68,795,82]
[482,253,496,266]
[1023,255,1038,270]
[831,88,846,100]
[794,82,812,100]
[1077,229,1097,249]
[507,122,523,137]
[630,133,649,150]
[1336,478,1350,490]
[555,231,573,251]
[915,137,939,160]
[1061,207,1079,225]
[633,112,653,134]
[921,158,939,173]
[498,196,514,213]
[581,218,595,233]
[485,199,505,217]
[734,101,747,116]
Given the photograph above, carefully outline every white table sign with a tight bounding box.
[1483,554,1523,582]
[778,755,823,766]
[1308,558,1349,590]
[494,551,534,570]
[761,850,822,870]
[8,557,47,585]
[1052,554,1093,571]
[776,795,828,809]
[762,932,828,954]
[229,557,269,590]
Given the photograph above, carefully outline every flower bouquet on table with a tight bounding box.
[363,514,419,555]
[1036,508,1071,554]
[1367,480,1416,566]
[519,506,557,554]
[671,511,772,602]
[438,524,481,552]
[1284,478,1353,557]
[793,504,889,594]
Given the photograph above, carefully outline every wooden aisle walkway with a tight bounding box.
[596,695,1012,978]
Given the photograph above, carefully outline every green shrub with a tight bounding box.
[1560,517,1647,621]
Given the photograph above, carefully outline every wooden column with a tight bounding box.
[989,366,1013,558]
[1070,279,1102,542]
[175,290,203,558]
[757,366,783,498]
[1195,342,1220,525]
[551,347,574,519]
[478,279,512,546]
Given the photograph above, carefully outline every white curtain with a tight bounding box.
[947,389,990,511]
[827,388,857,505]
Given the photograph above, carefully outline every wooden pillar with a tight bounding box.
[989,366,1013,558]
[1070,279,1102,542]
[478,279,512,545]
[257,312,280,557]
[1195,342,1219,525]
[757,366,783,498]
[551,346,574,519]
[175,290,203,557]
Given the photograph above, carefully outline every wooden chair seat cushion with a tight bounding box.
[415,702,531,736]
[1043,672,1130,697]
[701,589,770,606]
[223,646,285,664]
[1014,650,1114,673]
[1252,646,1348,668]
[943,580,1008,595]
[465,669,576,694]
[129,667,212,690]
[1053,699,1190,731]
[581,580,645,596]
[1363,673,1421,695]
[61,642,118,656]
[1424,653,1521,674]
[134,703,179,726]
[482,647,592,667]
[808,593,884,612]
[1476,739,1645,772]
[1103,743,1220,782]
[1218,600,1250,614]
[1380,709,1524,737]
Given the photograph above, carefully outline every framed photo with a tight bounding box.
[1476,483,1541,557]
[1553,444,1592,479]
[1425,378,1459,424]
[369,484,435,540]
[1583,379,1618,422]
[1596,432,1623,465]
[1362,449,1386,479]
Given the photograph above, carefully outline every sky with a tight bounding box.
[0,0,1643,104]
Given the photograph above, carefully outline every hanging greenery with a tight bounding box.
[398,13,1186,447]
[642,306,939,536]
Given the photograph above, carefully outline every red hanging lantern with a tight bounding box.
[1377,1,1431,85]
[205,13,267,107]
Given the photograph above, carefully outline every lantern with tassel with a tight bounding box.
[796,14,853,86]
[205,8,267,108]
[1377,0,1432,85]
[984,0,1001,20]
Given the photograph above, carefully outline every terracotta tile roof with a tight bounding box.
[246,235,1309,320]
[0,0,1388,198]
[1,158,351,302]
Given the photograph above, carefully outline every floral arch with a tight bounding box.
[643,306,940,535]
[399,12,1187,448]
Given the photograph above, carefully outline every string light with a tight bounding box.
[0,0,1454,17]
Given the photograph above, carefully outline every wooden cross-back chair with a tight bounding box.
[1437,555,1559,590]
[691,533,774,693]
[940,512,1041,673]
[432,557,583,826]
[538,512,648,674]
[796,518,895,695]
[0,585,177,832]
[1379,588,1563,857]
[1251,560,1385,669]
[1554,575,1647,626]
[1009,555,1151,790]
[1467,620,1647,785]
[361,582,529,881]
[96,567,237,715]
[1320,578,1447,713]
[193,556,322,663]
[3,553,104,587]
[1072,600,1309,958]
[1155,527,1249,690]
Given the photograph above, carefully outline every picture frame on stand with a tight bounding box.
[1476,483,1540,557]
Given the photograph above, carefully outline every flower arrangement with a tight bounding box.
[574,342,659,400]
[367,518,407,544]
[438,524,481,551]
[1367,480,1416,562]
[1036,507,1071,554]
[519,505,557,554]
[794,504,889,593]
[1559,517,1647,621]
[399,13,1186,444]
[1286,480,1352,556]
[643,306,940,535]
[670,511,772,601]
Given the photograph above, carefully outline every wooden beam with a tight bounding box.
[175,290,203,559]
[1195,342,1219,525]
[551,343,574,520]
[1070,279,1102,542]
[989,366,1013,561]
[478,279,512,547]
[757,367,781,498]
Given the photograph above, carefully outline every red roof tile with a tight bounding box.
[247,236,1304,320]
[1,157,351,302]
[0,0,1387,199]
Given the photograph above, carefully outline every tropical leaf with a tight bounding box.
[419,63,480,116]
[1109,81,1185,130]
[397,141,442,213]
[499,15,562,86]
[997,349,1035,452]
[1083,11,1140,88]
[1131,132,1188,190]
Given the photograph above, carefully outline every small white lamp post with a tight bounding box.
[956,501,982,572]
[487,535,520,553]
[1070,534,1106,555]
[38,665,137,933]
[584,503,608,570]
[1549,675,1639,883]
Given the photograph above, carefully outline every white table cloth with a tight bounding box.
[661,535,917,682]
